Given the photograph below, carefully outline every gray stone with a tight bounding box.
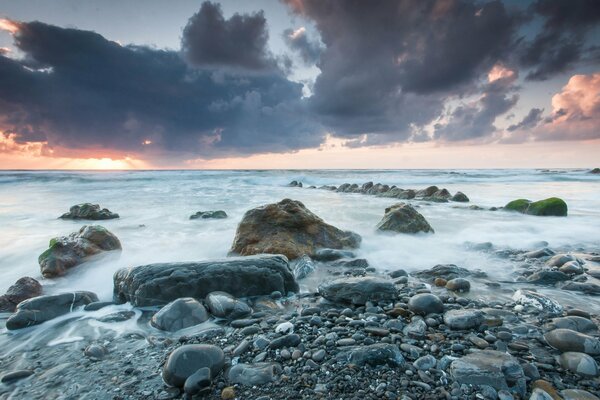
[318,277,397,305]
[0,277,42,313]
[205,291,251,320]
[162,344,225,388]
[443,309,485,330]
[544,329,600,355]
[184,367,212,395]
[558,352,599,377]
[114,254,298,306]
[546,254,577,268]
[524,248,555,259]
[336,343,405,367]
[376,203,434,234]
[151,297,209,331]
[408,293,444,315]
[561,389,600,400]
[413,264,486,282]
[403,319,427,337]
[39,225,121,278]
[450,350,526,396]
[6,291,99,330]
[512,289,563,316]
[1,370,34,384]
[190,210,227,219]
[84,344,107,360]
[451,192,469,202]
[413,355,436,370]
[269,334,301,349]
[60,203,119,220]
[560,261,584,275]
[546,316,597,333]
[293,255,316,280]
[228,362,281,385]
[526,270,570,284]
[445,278,470,292]
[312,248,356,262]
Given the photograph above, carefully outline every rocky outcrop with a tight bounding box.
[504,197,568,216]
[113,254,298,306]
[0,277,42,312]
[6,291,98,330]
[189,210,227,219]
[39,225,122,278]
[60,203,119,220]
[318,277,397,305]
[376,203,434,234]
[229,199,360,260]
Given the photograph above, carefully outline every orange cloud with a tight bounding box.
[488,64,516,83]
[0,18,20,35]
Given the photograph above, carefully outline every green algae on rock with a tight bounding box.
[505,197,567,216]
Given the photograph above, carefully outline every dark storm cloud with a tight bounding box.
[283,27,323,65]
[519,0,600,81]
[283,0,521,141]
[507,107,543,131]
[0,17,323,157]
[181,1,276,71]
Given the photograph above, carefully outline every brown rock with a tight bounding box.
[0,277,42,312]
[230,199,360,260]
[434,278,447,287]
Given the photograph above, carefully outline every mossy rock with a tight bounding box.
[527,197,567,216]
[505,199,531,213]
[505,197,567,217]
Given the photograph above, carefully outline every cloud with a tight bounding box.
[283,0,520,142]
[519,0,600,81]
[0,18,324,160]
[507,107,544,131]
[181,2,276,71]
[283,27,323,65]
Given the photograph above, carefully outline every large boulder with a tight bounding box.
[450,350,526,396]
[6,291,98,330]
[505,197,568,216]
[229,199,360,260]
[0,277,42,312]
[151,298,210,332]
[113,254,298,306]
[60,203,119,220]
[376,203,434,234]
[39,225,122,278]
[318,276,397,305]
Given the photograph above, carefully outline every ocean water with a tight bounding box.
[0,169,599,308]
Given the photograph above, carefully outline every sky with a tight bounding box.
[0,0,599,169]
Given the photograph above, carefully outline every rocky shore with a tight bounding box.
[1,193,599,400]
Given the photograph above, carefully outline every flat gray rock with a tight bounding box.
[318,276,397,305]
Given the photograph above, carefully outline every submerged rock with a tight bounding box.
[6,291,99,330]
[228,363,281,385]
[59,203,119,220]
[205,291,252,320]
[504,197,568,216]
[451,191,470,202]
[413,264,486,282]
[544,329,600,355]
[318,277,397,305]
[292,255,316,280]
[229,199,360,260]
[162,344,225,388]
[113,254,298,306]
[512,289,563,316]
[39,225,122,278]
[336,343,405,367]
[450,350,526,396]
[0,277,42,312]
[151,298,209,331]
[376,203,434,234]
[312,248,355,261]
[189,210,227,219]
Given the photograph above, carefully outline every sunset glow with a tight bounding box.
[0,18,20,34]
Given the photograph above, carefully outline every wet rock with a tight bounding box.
[524,248,555,259]
[228,363,281,385]
[546,254,578,268]
[450,350,526,396]
[205,291,252,320]
[512,289,563,316]
[269,334,301,349]
[288,180,302,187]
[451,191,469,202]
[184,367,212,395]
[83,301,114,311]
[114,254,298,306]
[505,198,568,217]
[162,344,225,388]
[558,352,599,377]
[312,248,355,262]
[318,277,398,305]
[229,199,360,260]
[190,210,227,219]
[39,225,122,278]
[544,329,600,355]
[413,355,437,370]
[389,269,408,278]
[445,278,470,292]
[1,370,34,384]
[151,298,209,331]
[413,264,486,282]
[561,389,600,400]
[403,319,427,337]
[0,277,42,312]
[330,258,369,269]
[561,281,600,295]
[559,261,584,275]
[546,316,597,333]
[84,344,107,360]
[336,343,405,367]
[6,291,98,330]
[408,293,444,315]
[60,203,119,220]
[526,270,570,284]
[376,203,434,234]
[292,255,316,280]
[443,309,485,330]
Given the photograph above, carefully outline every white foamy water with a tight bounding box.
[0,169,599,306]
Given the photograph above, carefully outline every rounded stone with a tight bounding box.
[184,367,212,395]
[544,329,600,355]
[151,297,209,332]
[408,293,444,315]
[559,352,599,377]
[445,278,470,292]
[162,344,225,388]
